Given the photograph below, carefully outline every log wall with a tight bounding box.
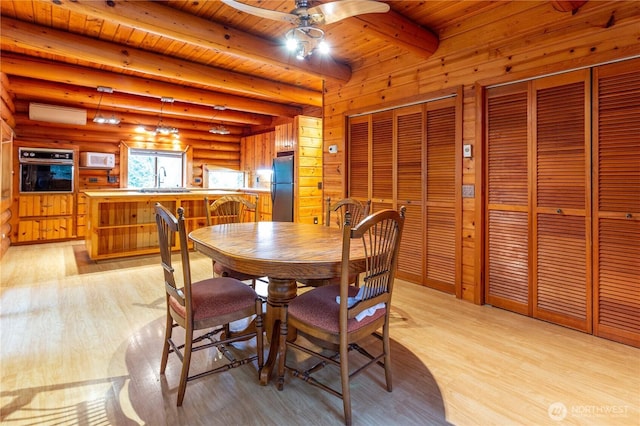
[322,1,640,302]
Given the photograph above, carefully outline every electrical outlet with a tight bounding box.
[313,217,318,224]
[108,176,117,183]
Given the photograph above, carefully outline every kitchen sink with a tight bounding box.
[138,187,191,193]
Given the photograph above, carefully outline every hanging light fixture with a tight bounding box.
[208,105,231,135]
[285,16,329,60]
[209,125,231,135]
[155,97,179,135]
[92,86,120,125]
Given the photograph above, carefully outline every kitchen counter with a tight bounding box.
[83,189,271,260]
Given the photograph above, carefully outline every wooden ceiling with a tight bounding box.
[0,0,581,143]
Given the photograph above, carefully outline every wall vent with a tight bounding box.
[29,103,87,125]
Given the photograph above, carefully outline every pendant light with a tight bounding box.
[155,97,179,135]
[92,86,120,125]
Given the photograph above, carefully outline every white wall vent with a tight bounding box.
[29,103,87,125]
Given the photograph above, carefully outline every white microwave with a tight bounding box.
[80,152,115,168]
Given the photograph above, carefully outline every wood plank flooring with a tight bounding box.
[1,241,638,425]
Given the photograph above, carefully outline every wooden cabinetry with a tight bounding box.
[275,116,323,224]
[84,191,249,260]
[241,132,274,187]
[17,194,75,242]
[257,192,272,221]
[76,193,87,237]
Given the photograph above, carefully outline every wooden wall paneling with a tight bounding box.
[532,70,591,333]
[295,116,323,224]
[485,83,530,314]
[0,73,14,259]
[592,59,640,347]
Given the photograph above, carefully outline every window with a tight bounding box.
[205,167,245,189]
[127,148,184,188]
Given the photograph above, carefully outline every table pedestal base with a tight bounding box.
[259,277,297,385]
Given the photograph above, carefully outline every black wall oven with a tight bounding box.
[19,148,75,193]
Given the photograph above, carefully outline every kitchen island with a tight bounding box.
[84,189,268,260]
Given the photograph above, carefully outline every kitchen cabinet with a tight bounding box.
[17,194,75,242]
[84,190,253,260]
[76,192,87,237]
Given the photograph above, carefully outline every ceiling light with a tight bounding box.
[155,97,178,135]
[285,24,328,60]
[92,86,120,125]
[209,125,230,135]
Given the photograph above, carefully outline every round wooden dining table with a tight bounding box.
[189,221,365,385]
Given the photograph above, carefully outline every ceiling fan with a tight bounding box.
[221,0,390,26]
[222,0,391,59]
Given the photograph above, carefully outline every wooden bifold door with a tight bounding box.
[348,95,461,294]
[485,59,639,347]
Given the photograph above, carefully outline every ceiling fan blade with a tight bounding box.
[221,0,299,24]
[308,0,390,25]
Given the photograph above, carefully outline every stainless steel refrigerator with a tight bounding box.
[271,153,294,222]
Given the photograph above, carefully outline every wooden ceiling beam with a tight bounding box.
[1,17,322,106]
[1,53,302,118]
[13,114,244,144]
[51,0,352,82]
[350,10,439,59]
[9,77,272,127]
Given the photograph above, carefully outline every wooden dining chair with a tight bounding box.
[155,203,264,406]
[277,206,406,426]
[298,197,371,288]
[204,194,266,288]
[325,197,371,229]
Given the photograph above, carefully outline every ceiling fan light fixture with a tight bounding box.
[317,39,330,55]
[284,25,327,59]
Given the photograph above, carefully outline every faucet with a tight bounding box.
[156,166,167,187]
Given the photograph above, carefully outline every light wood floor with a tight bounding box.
[1,241,638,426]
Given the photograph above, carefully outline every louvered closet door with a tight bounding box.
[532,70,591,332]
[371,111,394,212]
[485,83,531,315]
[348,116,370,201]
[593,59,640,347]
[425,100,457,293]
[395,105,424,283]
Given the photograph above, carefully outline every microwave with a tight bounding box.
[80,152,115,168]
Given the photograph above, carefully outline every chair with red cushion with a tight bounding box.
[277,206,406,426]
[205,194,266,288]
[155,203,264,406]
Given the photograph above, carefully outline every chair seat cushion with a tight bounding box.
[214,261,262,282]
[288,285,386,334]
[169,277,258,321]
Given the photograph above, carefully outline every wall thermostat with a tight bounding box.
[328,144,338,154]
[463,144,473,158]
